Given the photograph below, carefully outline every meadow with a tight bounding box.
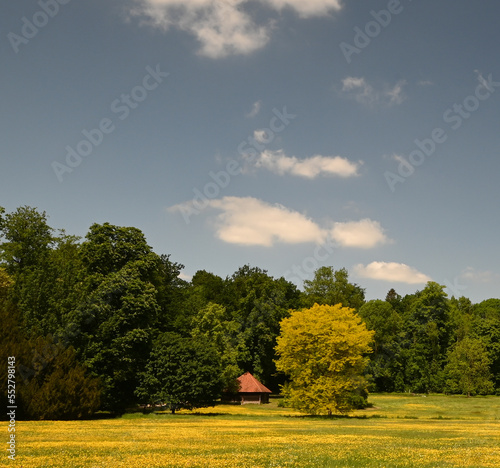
[11,394,500,468]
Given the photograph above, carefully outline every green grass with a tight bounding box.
[354,393,500,420]
[10,394,500,468]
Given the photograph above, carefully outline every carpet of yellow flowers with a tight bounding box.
[11,395,500,468]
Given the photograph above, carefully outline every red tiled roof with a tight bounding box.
[237,372,272,394]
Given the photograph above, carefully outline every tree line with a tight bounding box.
[0,206,498,418]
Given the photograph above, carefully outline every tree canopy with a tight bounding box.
[275,303,374,415]
[302,266,365,310]
[135,332,223,413]
[1,204,499,420]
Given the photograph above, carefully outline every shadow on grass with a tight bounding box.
[285,414,388,420]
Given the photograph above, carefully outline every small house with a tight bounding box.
[225,372,272,404]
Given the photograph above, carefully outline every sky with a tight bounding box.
[1,0,500,303]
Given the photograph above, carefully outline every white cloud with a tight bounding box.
[341,77,407,106]
[179,272,192,281]
[248,149,361,178]
[129,0,343,58]
[246,100,262,118]
[206,196,326,246]
[169,196,389,249]
[263,0,342,17]
[330,219,389,249]
[385,80,406,105]
[460,267,500,284]
[354,262,431,284]
[253,129,271,144]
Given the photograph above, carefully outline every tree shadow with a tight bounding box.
[285,414,387,420]
[152,411,226,417]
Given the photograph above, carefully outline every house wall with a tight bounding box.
[222,392,271,404]
[241,393,261,404]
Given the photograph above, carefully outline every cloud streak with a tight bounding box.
[129,0,343,58]
[460,267,500,284]
[246,100,262,118]
[341,77,407,106]
[246,149,362,178]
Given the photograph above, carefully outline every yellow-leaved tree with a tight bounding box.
[275,303,374,415]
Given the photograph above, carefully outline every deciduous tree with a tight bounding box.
[445,337,494,397]
[359,300,404,392]
[403,282,450,392]
[136,332,223,413]
[275,303,374,415]
[302,267,365,310]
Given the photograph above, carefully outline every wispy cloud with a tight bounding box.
[354,261,431,284]
[460,267,500,284]
[129,0,343,58]
[340,77,407,106]
[263,0,342,17]
[330,219,390,249]
[245,149,362,178]
[246,100,262,118]
[253,129,271,144]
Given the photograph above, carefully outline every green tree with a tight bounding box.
[448,296,474,343]
[0,206,57,335]
[76,223,162,412]
[79,222,152,277]
[190,270,226,305]
[190,302,241,392]
[0,267,13,296]
[136,332,223,413]
[0,208,87,339]
[153,254,188,332]
[0,206,54,273]
[359,300,405,392]
[444,337,494,397]
[0,302,100,420]
[302,267,365,310]
[224,265,300,390]
[403,282,450,392]
[76,262,160,411]
[275,303,374,415]
[471,299,500,390]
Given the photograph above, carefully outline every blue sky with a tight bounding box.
[2,0,499,303]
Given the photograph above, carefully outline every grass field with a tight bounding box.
[10,394,500,468]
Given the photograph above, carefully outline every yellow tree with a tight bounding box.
[0,267,13,299]
[275,303,374,415]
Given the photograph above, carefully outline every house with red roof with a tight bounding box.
[224,372,272,404]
